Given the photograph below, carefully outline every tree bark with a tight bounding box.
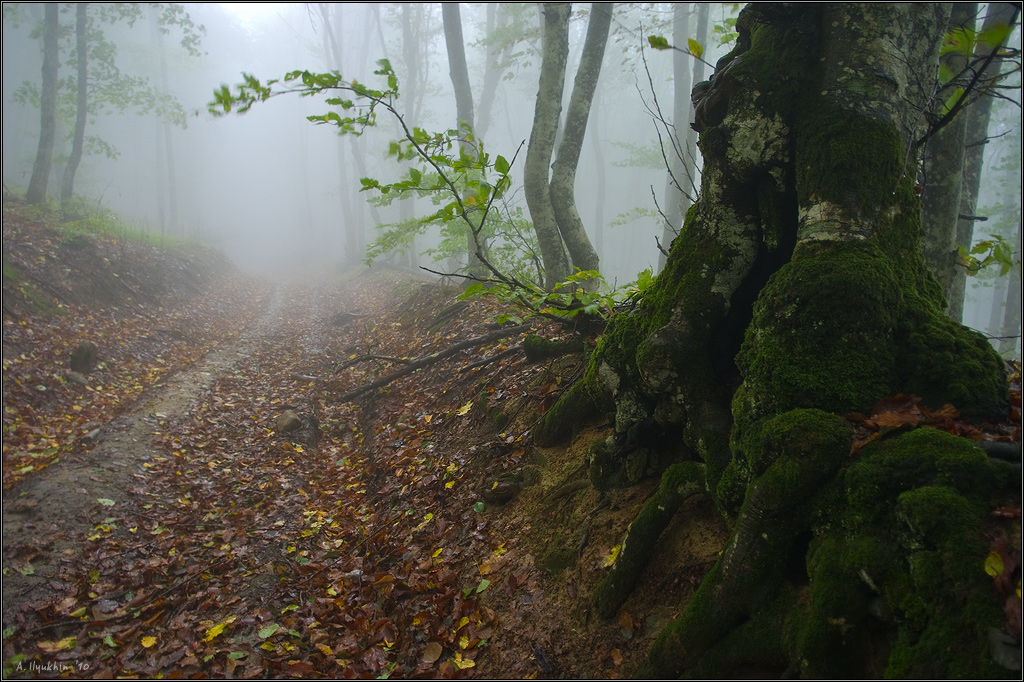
[26,3,59,205]
[999,218,1022,357]
[525,3,572,290]
[534,4,1010,677]
[920,3,976,318]
[549,2,609,284]
[442,2,486,277]
[60,2,88,207]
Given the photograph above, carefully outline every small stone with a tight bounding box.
[66,370,90,386]
[275,410,303,433]
[70,340,98,374]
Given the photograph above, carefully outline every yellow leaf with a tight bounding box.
[38,636,76,653]
[985,551,1005,578]
[141,636,157,648]
[424,414,432,423]
[459,635,469,649]
[453,653,475,669]
[457,401,473,416]
[432,548,443,558]
[203,615,237,642]
[456,616,470,631]
[445,480,455,489]
[600,544,621,568]
[316,643,333,655]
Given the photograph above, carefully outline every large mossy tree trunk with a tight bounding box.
[535,4,1014,677]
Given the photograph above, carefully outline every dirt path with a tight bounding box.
[2,282,284,624]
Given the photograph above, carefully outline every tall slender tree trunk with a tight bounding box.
[442,2,485,276]
[921,3,976,316]
[948,2,1021,319]
[60,3,88,207]
[999,218,1022,357]
[525,3,572,289]
[475,3,511,142]
[26,3,59,205]
[549,2,610,284]
[591,86,606,262]
[154,14,178,235]
[319,3,360,264]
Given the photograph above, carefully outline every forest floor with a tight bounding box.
[1,197,729,679]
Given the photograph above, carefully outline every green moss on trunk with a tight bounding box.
[592,462,706,618]
[532,379,598,447]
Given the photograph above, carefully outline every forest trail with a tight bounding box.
[3,251,729,678]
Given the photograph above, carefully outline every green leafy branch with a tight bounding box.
[646,34,715,69]
[210,60,538,294]
[958,235,1021,278]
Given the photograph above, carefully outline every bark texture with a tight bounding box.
[26,3,59,205]
[524,3,572,289]
[549,2,610,281]
[534,5,1012,677]
[442,2,485,277]
[921,4,975,316]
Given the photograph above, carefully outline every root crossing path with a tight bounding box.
[2,268,511,678]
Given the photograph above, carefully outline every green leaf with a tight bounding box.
[687,38,704,59]
[258,623,280,639]
[647,35,670,50]
[227,651,247,660]
[476,578,491,593]
[494,155,509,175]
[941,87,965,116]
[979,22,1013,49]
[473,501,485,513]
[97,498,115,506]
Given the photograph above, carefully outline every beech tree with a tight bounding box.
[524,3,609,290]
[25,3,58,205]
[533,5,1014,677]
[442,2,486,277]
[921,2,1020,320]
[11,3,203,206]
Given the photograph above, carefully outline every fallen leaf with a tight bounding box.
[423,641,443,663]
[203,615,237,642]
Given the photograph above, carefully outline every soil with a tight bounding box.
[2,200,728,678]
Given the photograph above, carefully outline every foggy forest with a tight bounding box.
[2,2,1022,679]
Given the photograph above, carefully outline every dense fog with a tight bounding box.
[2,3,1020,356]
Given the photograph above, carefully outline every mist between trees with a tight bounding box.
[2,2,1020,359]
